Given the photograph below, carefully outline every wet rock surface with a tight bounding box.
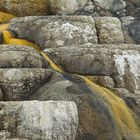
[0,44,139,139]
[45,44,140,93]
[0,0,140,139]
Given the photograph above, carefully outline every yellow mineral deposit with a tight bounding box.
[0,23,8,31]
[39,51,140,138]
[0,15,41,51]
[2,30,13,44]
[0,11,140,139]
[0,11,15,23]
[41,52,63,72]
[9,39,41,51]
[78,75,140,139]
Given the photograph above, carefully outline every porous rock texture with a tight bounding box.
[0,0,88,16]
[8,16,140,93]
[121,17,140,44]
[0,45,48,68]
[94,17,124,44]
[0,0,140,17]
[0,68,52,101]
[0,0,48,16]
[0,0,139,17]
[0,45,140,140]
[0,0,140,139]
[8,15,140,47]
[8,16,126,49]
[9,16,98,49]
[0,101,78,140]
[45,44,140,93]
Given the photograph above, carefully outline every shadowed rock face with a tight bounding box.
[128,20,140,44]
[126,0,140,17]
[121,17,140,44]
[29,72,120,140]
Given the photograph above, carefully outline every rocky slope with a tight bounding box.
[0,0,140,140]
[0,0,139,17]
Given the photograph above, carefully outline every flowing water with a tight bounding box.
[0,11,15,23]
[0,11,140,139]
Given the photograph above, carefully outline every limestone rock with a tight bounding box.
[45,44,140,93]
[9,16,128,48]
[0,45,48,68]
[0,0,88,16]
[0,3,139,139]
[0,45,139,139]
[0,0,139,17]
[28,71,140,140]
[87,76,115,88]
[94,17,124,44]
[93,0,114,10]
[92,0,140,17]
[121,16,140,44]
[48,0,88,15]
[126,0,140,17]
[0,0,48,16]
[113,88,132,98]
[0,101,78,140]
[9,16,98,50]
[128,19,140,44]
[28,72,119,139]
[110,0,126,17]
[0,68,52,101]
[90,0,126,17]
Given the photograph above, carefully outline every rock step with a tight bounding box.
[0,100,78,140]
[0,45,48,68]
[8,16,139,51]
[45,44,140,93]
[0,0,139,17]
[0,12,139,140]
